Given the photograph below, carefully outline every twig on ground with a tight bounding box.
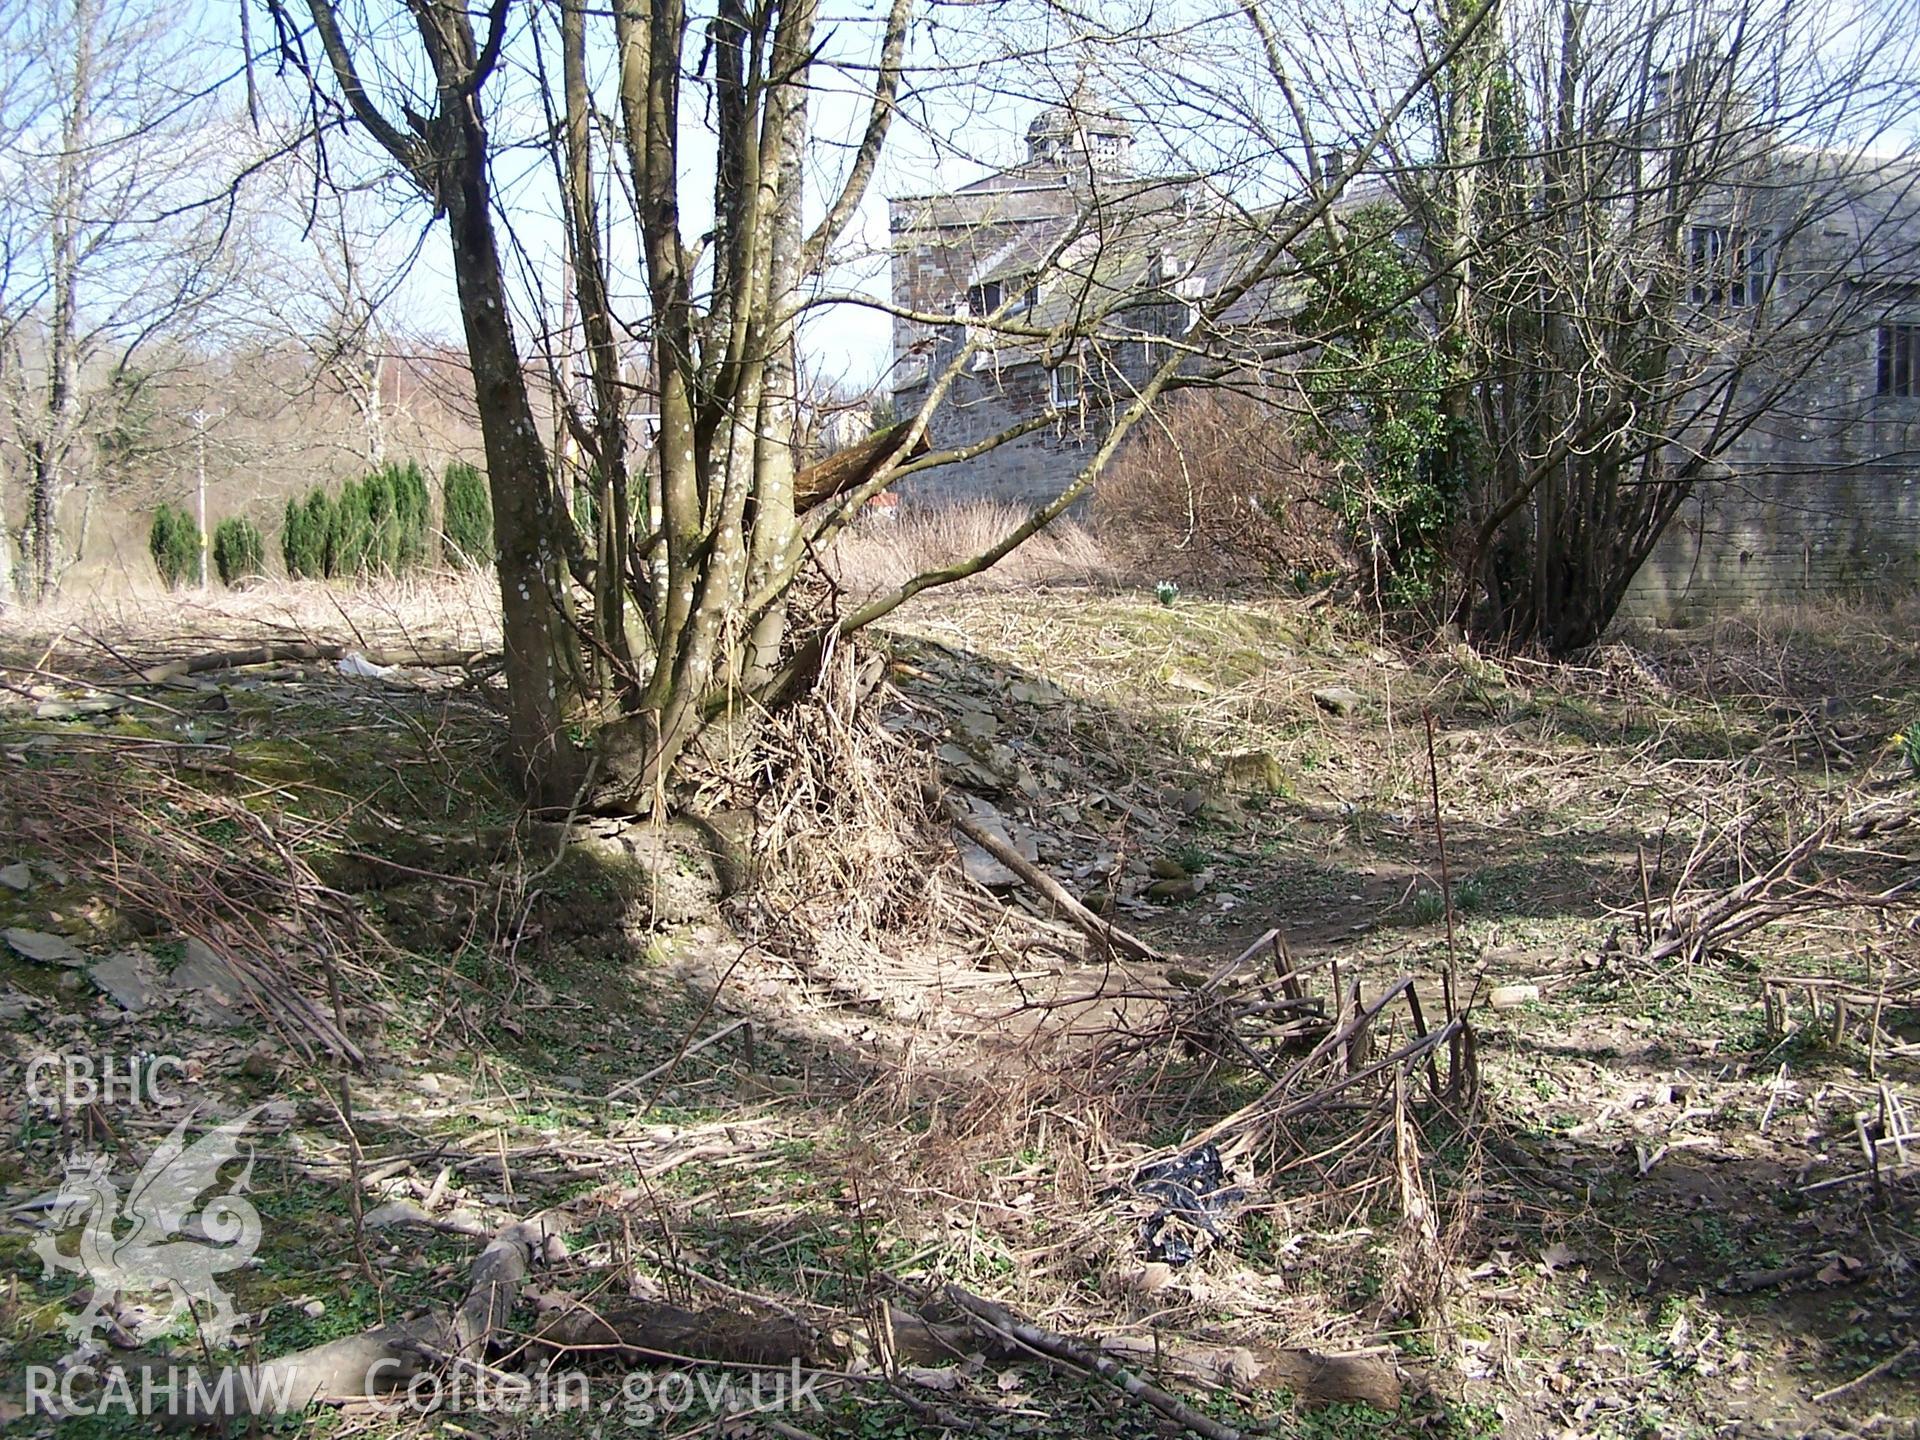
[1811,1339,1918,1404]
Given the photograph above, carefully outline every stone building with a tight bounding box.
[1624,153,1920,619]
[887,102,1227,508]
[888,107,1920,618]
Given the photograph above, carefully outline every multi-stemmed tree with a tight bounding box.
[268,0,1918,809]
[275,0,1194,805]
[1324,0,1920,648]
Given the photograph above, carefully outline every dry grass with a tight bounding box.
[0,567,502,661]
[1626,592,1920,709]
[7,552,1920,1435]
[823,500,1119,600]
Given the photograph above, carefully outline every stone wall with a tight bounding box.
[1627,462,1920,621]
[893,353,1106,508]
[1624,318,1920,621]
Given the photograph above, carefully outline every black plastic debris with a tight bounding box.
[1129,1143,1243,1266]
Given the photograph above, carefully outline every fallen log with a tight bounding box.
[533,1296,837,1367]
[894,1300,1401,1409]
[1103,1333,1401,1413]
[938,1285,1400,1435]
[140,1219,563,1424]
[133,1219,1395,1433]
[137,643,492,685]
[934,1287,1243,1440]
[451,1220,550,1356]
[530,1289,1399,1414]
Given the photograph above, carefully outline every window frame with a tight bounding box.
[1048,360,1083,412]
[966,279,1004,317]
[1878,323,1919,398]
[1688,224,1772,308]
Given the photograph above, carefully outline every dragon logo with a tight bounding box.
[33,1106,267,1349]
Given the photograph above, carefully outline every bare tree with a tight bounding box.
[221,145,437,471]
[1360,0,1920,648]
[0,0,246,599]
[273,0,928,804]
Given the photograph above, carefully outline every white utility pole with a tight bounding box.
[191,408,209,589]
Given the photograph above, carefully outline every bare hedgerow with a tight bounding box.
[1094,390,1350,587]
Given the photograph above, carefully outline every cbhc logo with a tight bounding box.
[25,1054,187,1109]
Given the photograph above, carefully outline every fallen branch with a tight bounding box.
[136,643,493,684]
[532,1289,1400,1413]
[1624,789,1920,969]
[795,421,928,513]
[948,805,1165,965]
[939,1284,1400,1434]
[1810,1339,1919,1404]
[120,1209,1399,1429]
[945,1285,1241,1440]
[533,1296,835,1367]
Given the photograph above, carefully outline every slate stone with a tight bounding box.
[0,863,30,892]
[960,846,1019,889]
[172,938,248,1025]
[3,927,85,967]
[950,704,1000,741]
[88,954,158,1012]
[1312,686,1366,717]
[1006,678,1066,707]
[954,801,1039,890]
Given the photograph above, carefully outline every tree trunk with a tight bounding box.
[24,0,94,602]
[559,0,637,703]
[740,80,807,687]
[442,148,586,807]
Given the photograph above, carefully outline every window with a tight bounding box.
[967,276,1033,318]
[1689,225,1771,306]
[1880,324,1919,398]
[1049,362,1082,411]
[966,280,1003,317]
